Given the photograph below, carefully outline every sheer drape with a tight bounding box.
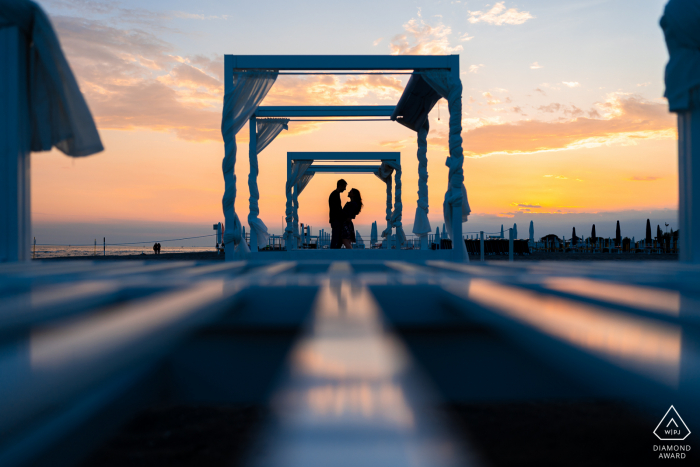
[221,71,277,255]
[423,70,470,259]
[660,0,700,111]
[248,118,288,249]
[0,0,103,157]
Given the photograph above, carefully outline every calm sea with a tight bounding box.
[32,245,217,259]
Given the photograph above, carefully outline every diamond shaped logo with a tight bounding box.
[654,406,691,441]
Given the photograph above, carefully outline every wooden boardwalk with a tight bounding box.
[0,258,697,466]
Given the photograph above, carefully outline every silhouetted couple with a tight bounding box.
[328,179,363,249]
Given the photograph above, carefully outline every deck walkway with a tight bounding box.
[0,259,697,466]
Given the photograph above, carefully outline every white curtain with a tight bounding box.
[248,118,288,249]
[412,120,431,239]
[221,71,278,255]
[296,171,315,196]
[423,70,469,259]
[660,0,700,111]
[285,160,313,247]
[0,0,103,157]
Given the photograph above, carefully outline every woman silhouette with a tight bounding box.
[341,188,363,249]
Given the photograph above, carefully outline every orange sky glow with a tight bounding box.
[32,0,679,241]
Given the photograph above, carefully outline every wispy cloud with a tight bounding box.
[389,17,463,55]
[513,203,542,208]
[530,61,543,69]
[459,33,475,41]
[53,14,407,142]
[469,64,485,73]
[563,81,581,88]
[468,2,534,25]
[373,37,384,46]
[427,95,676,157]
[172,12,229,20]
[628,176,661,181]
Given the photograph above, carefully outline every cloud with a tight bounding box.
[628,176,661,181]
[459,33,475,42]
[53,15,406,142]
[267,74,404,105]
[172,12,229,20]
[563,81,581,88]
[514,203,542,208]
[637,82,651,87]
[468,2,534,25]
[373,37,384,46]
[389,17,463,55]
[428,95,676,157]
[534,88,546,95]
[530,62,543,69]
[538,103,584,117]
[469,64,485,73]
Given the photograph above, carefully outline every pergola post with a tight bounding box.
[0,27,31,263]
[248,116,258,253]
[678,109,700,263]
[449,55,466,262]
[248,119,258,254]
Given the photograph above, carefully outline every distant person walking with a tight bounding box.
[329,179,347,249]
[341,188,363,249]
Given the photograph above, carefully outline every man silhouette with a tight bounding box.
[329,179,347,249]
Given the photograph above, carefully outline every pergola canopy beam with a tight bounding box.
[256,106,395,118]
[289,152,400,162]
[227,55,456,71]
[307,165,382,174]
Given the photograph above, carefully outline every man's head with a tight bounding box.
[337,179,347,192]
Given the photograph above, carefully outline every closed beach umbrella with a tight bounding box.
[615,220,621,246]
[370,221,378,246]
[572,227,577,245]
[512,223,517,239]
[500,224,504,238]
[591,224,597,243]
[646,219,652,243]
[435,226,440,243]
[657,225,663,242]
[529,221,534,243]
[355,230,365,247]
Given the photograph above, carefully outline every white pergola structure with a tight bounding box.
[285,152,402,250]
[222,55,470,262]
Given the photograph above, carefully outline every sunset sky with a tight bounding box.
[33,0,679,245]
